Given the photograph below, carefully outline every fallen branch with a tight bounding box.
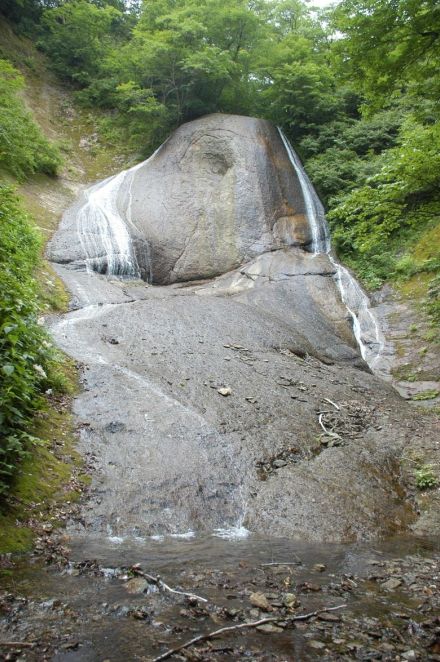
[131,565,208,603]
[260,562,299,567]
[318,413,341,439]
[323,398,340,411]
[151,604,347,661]
[260,551,301,566]
[0,642,35,649]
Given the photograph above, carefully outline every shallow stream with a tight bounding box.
[2,534,439,660]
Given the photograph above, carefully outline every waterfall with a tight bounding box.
[78,170,141,278]
[76,145,164,280]
[278,130,330,254]
[278,128,384,368]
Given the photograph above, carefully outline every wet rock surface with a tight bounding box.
[45,262,436,542]
[6,113,439,661]
[44,109,439,542]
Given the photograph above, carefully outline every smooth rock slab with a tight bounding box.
[49,268,420,542]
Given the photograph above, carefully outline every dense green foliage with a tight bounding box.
[327,0,440,323]
[0,58,61,179]
[0,44,64,492]
[332,0,440,116]
[328,120,440,287]
[35,0,342,150]
[0,187,58,494]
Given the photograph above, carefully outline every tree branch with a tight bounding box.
[151,604,347,661]
[131,565,208,603]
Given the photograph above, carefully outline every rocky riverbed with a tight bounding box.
[1,534,440,660]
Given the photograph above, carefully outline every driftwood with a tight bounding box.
[323,398,340,411]
[260,551,301,566]
[151,604,347,661]
[0,642,35,648]
[260,561,301,567]
[318,413,341,439]
[131,565,208,603]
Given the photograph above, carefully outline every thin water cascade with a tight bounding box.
[278,128,384,368]
[278,129,330,254]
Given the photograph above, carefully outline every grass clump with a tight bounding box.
[415,465,438,491]
[0,399,86,555]
[411,389,440,402]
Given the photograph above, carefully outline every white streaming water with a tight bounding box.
[278,129,330,254]
[75,127,382,369]
[78,171,140,278]
[278,128,384,368]
[76,146,163,280]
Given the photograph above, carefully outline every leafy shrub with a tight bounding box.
[327,120,440,289]
[415,465,438,490]
[0,187,58,494]
[0,59,62,179]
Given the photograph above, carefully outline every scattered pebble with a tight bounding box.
[217,387,232,396]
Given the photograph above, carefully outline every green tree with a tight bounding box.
[333,0,440,115]
[40,0,125,85]
[77,0,270,149]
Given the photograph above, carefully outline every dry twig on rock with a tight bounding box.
[131,565,208,603]
[323,398,340,410]
[318,413,341,439]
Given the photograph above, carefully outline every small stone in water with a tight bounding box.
[309,640,326,649]
[250,592,272,611]
[283,593,298,608]
[226,608,239,618]
[312,563,326,572]
[124,578,149,594]
[318,612,341,622]
[381,578,402,591]
[256,623,283,634]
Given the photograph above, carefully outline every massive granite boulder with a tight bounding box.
[49,114,319,284]
[49,113,369,368]
[47,113,437,543]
